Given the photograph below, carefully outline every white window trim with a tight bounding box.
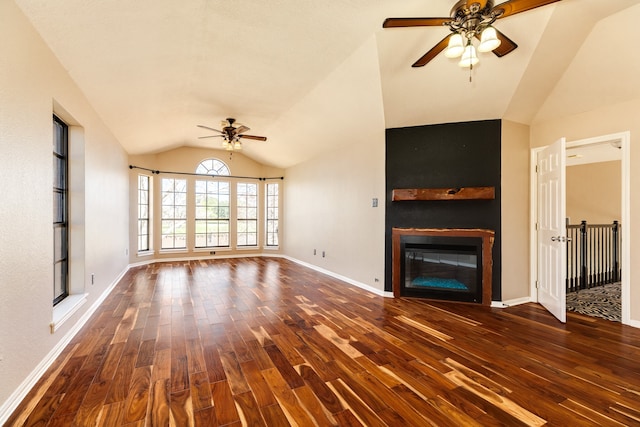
[51,293,88,333]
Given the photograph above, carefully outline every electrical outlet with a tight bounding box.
[372,198,378,207]
[91,273,95,285]
[322,251,325,258]
[314,249,316,255]
[125,248,129,256]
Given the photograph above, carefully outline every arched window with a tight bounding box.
[196,158,230,176]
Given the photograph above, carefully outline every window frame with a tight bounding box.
[137,174,151,253]
[160,177,188,250]
[195,179,231,248]
[53,115,69,305]
[237,182,258,247]
[265,182,279,247]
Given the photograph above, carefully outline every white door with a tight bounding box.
[537,137,567,323]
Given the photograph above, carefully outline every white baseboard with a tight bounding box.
[626,318,640,328]
[491,296,533,308]
[281,255,392,298]
[0,266,129,426]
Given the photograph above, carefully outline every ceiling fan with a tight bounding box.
[383,0,562,68]
[197,117,267,151]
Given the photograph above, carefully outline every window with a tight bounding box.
[195,180,230,247]
[196,158,230,176]
[161,178,187,249]
[138,174,151,252]
[266,182,279,247]
[53,116,68,305]
[237,183,258,246]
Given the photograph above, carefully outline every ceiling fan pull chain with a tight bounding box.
[469,63,473,83]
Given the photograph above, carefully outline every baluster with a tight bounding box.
[580,221,587,290]
[612,221,620,282]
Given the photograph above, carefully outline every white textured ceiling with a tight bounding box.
[14,0,640,168]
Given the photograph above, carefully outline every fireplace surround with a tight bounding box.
[392,228,495,305]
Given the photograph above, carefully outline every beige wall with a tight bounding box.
[281,36,386,292]
[128,147,285,263]
[501,121,531,302]
[567,161,621,224]
[0,0,129,414]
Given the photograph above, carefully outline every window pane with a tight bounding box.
[161,178,186,249]
[175,192,187,206]
[53,191,65,223]
[265,183,279,246]
[237,182,258,246]
[53,116,68,305]
[162,192,175,206]
[195,158,230,176]
[175,206,187,219]
[195,179,229,247]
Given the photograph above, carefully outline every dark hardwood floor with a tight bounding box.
[6,257,640,426]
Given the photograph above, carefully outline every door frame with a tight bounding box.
[530,131,631,325]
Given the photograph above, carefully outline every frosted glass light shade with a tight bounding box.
[444,33,464,58]
[458,44,479,67]
[478,26,501,52]
[233,140,242,150]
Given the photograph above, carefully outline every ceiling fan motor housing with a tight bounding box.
[449,0,499,38]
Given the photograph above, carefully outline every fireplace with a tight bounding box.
[392,228,494,305]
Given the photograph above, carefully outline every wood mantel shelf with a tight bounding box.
[392,186,495,201]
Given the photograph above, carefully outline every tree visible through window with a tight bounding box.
[195,159,231,248]
[237,182,258,246]
[161,178,187,249]
[53,115,68,305]
[195,180,230,247]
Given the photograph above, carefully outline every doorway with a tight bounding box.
[530,132,630,325]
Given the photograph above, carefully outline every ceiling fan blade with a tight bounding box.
[412,34,451,67]
[197,124,223,133]
[198,135,224,139]
[236,125,250,134]
[492,29,518,57]
[494,0,561,19]
[239,135,267,141]
[383,17,450,28]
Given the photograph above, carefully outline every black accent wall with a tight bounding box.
[385,119,502,300]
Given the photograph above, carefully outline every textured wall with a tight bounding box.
[0,0,129,414]
[385,119,502,300]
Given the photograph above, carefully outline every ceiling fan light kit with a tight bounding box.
[197,117,267,152]
[383,0,562,70]
[459,42,479,67]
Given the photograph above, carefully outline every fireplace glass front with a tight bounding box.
[401,235,483,303]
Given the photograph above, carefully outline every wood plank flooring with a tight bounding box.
[6,257,640,426]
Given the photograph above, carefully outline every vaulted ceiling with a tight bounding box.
[14,0,640,168]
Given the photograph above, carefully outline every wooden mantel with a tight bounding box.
[392,186,495,201]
